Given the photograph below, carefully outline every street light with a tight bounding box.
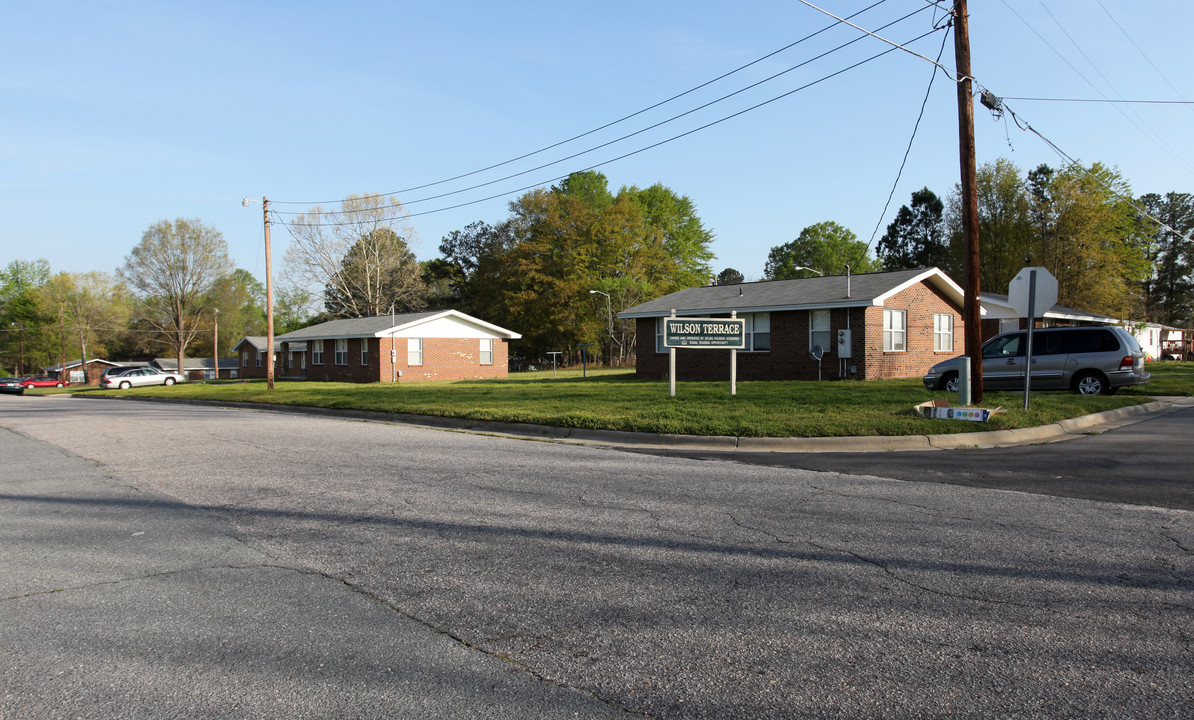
[242,196,275,390]
[589,290,613,368]
[792,266,823,276]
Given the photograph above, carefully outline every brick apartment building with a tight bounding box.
[233,310,520,383]
[619,268,965,382]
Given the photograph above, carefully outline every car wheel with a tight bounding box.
[940,372,959,393]
[119,380,132,389]
[163,377,175,386]
[1073,371,1109,396]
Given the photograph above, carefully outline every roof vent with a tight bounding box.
[739,288,743,296]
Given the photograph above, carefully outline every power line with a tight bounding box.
[1001,99,1191,242]
[273,6,937,221]
[867,21,953,251]
[274,26,943,231]
[269,0,901,208]
[1001,97,1194,105]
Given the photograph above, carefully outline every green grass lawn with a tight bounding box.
[56,361,1193,438]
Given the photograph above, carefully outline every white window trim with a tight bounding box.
[480,338,494,365]
[809,309,831,354]
[934,313,954,352]
[361,339,369,366]
[312,339,324,365]
[408,338,423,366]
[883,309,907,352]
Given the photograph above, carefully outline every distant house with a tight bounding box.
[618,268,965,382]
[235,310,521,383]
[43,358,127,386]
[978,293,1117,338]
[151,357,240,380]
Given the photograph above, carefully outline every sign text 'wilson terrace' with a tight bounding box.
[663,318,746,349]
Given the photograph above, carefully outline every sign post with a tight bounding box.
[1008,267,1058,410]
[663,312,747,398]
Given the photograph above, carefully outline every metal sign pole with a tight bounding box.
[669,310,677,398]
[1023,270,1037,411]
[730,310,737,396]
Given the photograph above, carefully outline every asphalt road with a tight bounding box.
[1,395,1191,719]
[633,399,1194,511]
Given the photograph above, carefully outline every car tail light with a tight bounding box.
[1118,356,1134,371]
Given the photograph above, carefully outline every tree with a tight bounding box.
[877,188,953,273]
[438,172,717,362]
[627,183,715,290]
[716,268,745,285]
[0,259,52,374]
[323,228,426,317]
[284,193,426,318]
[190,269,265,359]
[1034,162,1147,318]
[119,218,233,374]
[43,271,131,372]
[946,158,1035,293]
[764,221,879,280]
[1137,192,1194,326]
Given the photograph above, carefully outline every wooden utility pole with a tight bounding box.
[212,308,219,382]
[953,0,983,403]
[263,196,275,391]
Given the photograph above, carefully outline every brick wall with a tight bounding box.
[298,337,510,383]
[633,281,965,382]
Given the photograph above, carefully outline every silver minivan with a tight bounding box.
[923,326,1149,395]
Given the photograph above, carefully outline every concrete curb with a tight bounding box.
[70,394,1189,453]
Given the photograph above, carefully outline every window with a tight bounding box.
[242,351,249,367]
[656,318,666,353]
[334,338,348,365]
[746,312,770,351]
[983,333,1024,359]
[361,339,370,365]
[809,310,830,353]
[408,338,423,366]
[883,309,906,352]
[204,370,215,380]
[312,340,324,365]
[933,313,954,352]
[256,351,263,367]
[480,338,493,365]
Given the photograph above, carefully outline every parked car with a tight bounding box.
[0,377,26,394]
[20,376,66,388]
[101,367,186,389]
[923,326,1149,396]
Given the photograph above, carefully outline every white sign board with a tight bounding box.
[1008,267,1058,318]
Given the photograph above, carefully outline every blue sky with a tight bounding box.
[3,0,1192,287]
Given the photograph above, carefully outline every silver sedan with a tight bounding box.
[101,367,186,389]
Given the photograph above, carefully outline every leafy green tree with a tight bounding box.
[877,188,953,273]
[627,183,715,291]
[1137,192,1194,326]
[0,259,53,374]
[439,172,717,362]
[764,221,879,280]
[42,271,131,370]
[1035,163,1147,318]
[190,269,266,359]
[947,158,1036,294]
[119,218,234,373]
[716,268,745,285]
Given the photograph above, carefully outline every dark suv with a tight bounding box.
[923,326,1149,395]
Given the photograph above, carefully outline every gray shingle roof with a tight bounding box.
[273,310,520,341]
[276,312,442,340]
[619,268,961,318]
